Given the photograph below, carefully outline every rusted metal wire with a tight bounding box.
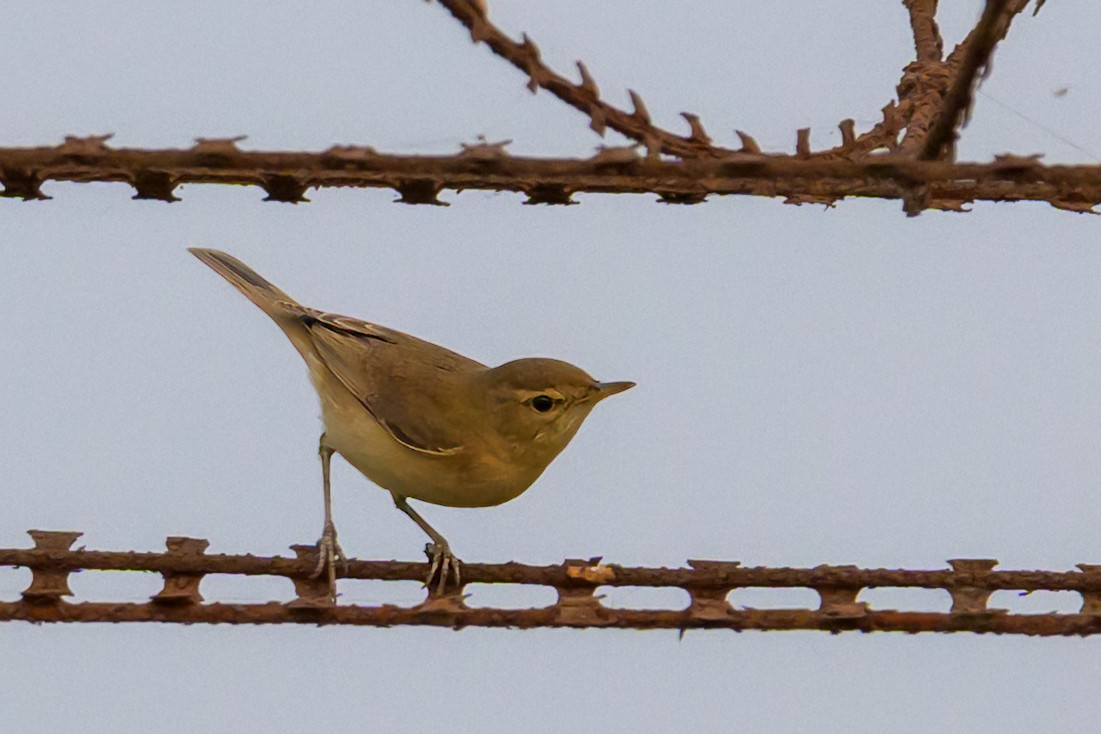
[2,137,1099,213]
[4,530,1101,634]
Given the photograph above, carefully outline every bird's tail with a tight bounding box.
[188,248,298,316]
[188,248,319,361]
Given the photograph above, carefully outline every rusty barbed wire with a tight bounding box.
[3,530,1101,634]
[2,136,1099,213]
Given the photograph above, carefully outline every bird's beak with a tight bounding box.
[593,381,636,400]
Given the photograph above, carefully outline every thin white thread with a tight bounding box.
[977,89,1101,162]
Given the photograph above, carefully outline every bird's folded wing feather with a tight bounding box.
[289,304,483,456]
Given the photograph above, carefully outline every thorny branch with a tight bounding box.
[2,137,1099,213]
[432,0,728,160]
[431,0,1042,169]
[0,4,1064,214]
[919,0,1028,160]
[4,531,1101,634]
[431,0,902,161]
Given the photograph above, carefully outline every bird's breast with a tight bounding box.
[312,368,541,508]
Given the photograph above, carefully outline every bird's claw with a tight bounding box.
[311,522,347,602]
[424,542,461,595]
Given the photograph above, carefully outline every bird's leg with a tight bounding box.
[391,493,461,594]
[311,434,346,602]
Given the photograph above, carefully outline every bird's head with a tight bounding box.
[476,357,634,461]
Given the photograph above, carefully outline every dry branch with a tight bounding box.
[919,0,1027,160]
[432,0,727,159]
[0,3,1054,214]
[431,0,910,161]
[4,530,1101,634]
[905,0,944,62]
[431,0,1038,166]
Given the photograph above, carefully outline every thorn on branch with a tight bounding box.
[681,113,713,147]
[628,90,651,125]
[458,136,513,161]
[395,179,449,206]
[588,107,608,137]
[523,183,576,206]
[589,144,641,166]
[1049,199,1099,215]
[322,145,380,162]
[927,198,974,212]
[735,130,761,154]
[468,16,492,43]
[902,187,930,217]
[658,191,709,205]
[58,134,114,159]
[0,168,50,200]
[783,194,838,209]
[991,152,1044,171]
[261,174,311,203]
[575,61,599,98]
[192,136,247,157]
[879,101,904,151]
[131,171,180,202]
[796,128,812,158]
[574,62,608,137]
[838,119,856,149]
[519,33,547,93]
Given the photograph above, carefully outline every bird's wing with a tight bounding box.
[291,304,483,456]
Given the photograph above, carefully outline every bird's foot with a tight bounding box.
[424,542,461,595]
[310,522,347,602]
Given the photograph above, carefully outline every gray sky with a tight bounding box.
[3,1,1101,731]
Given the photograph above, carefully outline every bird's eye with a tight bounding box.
[530,395,555,413]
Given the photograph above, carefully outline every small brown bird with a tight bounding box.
[189,249,634,598]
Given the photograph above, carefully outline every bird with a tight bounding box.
[188,248,634,599]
